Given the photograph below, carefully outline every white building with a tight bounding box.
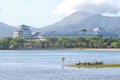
[93,27,105,32]
[38,27,119,40]
[14,26,119,40]
[14,25,32,38]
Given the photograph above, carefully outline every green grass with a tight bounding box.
[66,64,120,68]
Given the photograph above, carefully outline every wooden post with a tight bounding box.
[62,56,65,69]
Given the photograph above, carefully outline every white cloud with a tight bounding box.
[52,0,120,16]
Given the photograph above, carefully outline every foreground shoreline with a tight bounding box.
[1,48,120,50]
[66,64,120,68]
[22,48,120,50]
[67,48,120,51]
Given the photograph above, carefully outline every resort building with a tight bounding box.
[14,26,119,40]
[14,25,32,38]
[38,27,119,40]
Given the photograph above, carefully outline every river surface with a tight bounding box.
[0,50,120,80]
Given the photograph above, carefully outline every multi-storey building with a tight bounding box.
[14,25,32,38]
[38,27,119,40]
[14,26,119,40]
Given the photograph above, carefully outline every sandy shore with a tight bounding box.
[63,48,120,51]
[6,48,120,50]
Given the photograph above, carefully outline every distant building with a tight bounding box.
[93,27,105,32]
[92,27,118,38]
[13,26,119,40]
[38,27,119,40]
[14,25,32,38]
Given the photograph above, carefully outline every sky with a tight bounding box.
[0,0,120,28]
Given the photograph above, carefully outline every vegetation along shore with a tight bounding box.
[1,36,120,50]
[66,60,120,68]
[66,64,120,68]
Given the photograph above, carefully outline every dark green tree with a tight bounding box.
[0,37,12,49]
[10,38,25,49]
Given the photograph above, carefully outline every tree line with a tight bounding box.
[0,36,120,49]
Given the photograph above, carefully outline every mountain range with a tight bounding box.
[0,22,16,38]
[0,11,120,37]
[41,12,120,34]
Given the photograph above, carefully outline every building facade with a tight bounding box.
[14,26,119,40]
[38,27,119,40]
[14,25,32,38]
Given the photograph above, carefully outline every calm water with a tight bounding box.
[0,50,120,80]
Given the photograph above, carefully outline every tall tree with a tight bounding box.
[0,37,12,49]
